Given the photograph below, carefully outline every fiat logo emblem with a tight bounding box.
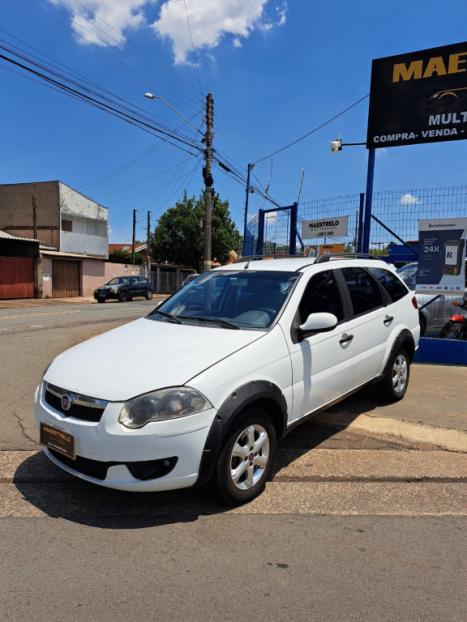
[61,394,72,412]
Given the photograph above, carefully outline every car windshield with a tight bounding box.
[107,277,128,285]
[148,270,298,329]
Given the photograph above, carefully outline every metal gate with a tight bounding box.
[0,257,34,299]
[52,260,80,298]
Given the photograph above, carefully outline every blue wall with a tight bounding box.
[414,337,467,366]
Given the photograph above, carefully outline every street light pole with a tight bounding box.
[242,162,254,256]
[144,92,203,136]
[203,93,214,272]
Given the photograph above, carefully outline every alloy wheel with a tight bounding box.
[229,424,270,491]
[392,354,408,394]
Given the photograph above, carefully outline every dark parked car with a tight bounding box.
[94,276,153,303]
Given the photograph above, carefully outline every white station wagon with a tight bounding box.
[35,255,420,504]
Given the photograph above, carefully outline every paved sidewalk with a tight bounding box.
[315,364,467,452]
[0,294,167,309]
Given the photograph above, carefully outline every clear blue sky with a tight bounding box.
[0,0,466,242]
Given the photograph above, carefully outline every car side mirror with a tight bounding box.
[299,312,338,338]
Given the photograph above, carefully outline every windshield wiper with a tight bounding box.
[179,316,239,329]
[152,310,182,324]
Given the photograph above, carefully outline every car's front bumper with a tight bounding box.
[34,384,217,492]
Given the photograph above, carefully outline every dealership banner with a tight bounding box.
[367,41,467,148]
[301,216,349,239]
[416,218,467,294]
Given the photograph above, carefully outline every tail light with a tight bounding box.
[411,296,418,309]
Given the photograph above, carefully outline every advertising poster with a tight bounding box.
[301,216,348,239]
[367,41,467,148]
[416,218,467,293]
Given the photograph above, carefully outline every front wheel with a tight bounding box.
[379,348,410,402]
[145,290,153,300]
[214,409,277,505]
[118,292,128,303]
[439,321,464,340]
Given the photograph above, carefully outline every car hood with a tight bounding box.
[44,317,264,401]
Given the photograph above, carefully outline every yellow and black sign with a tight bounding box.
[367,41,467,148]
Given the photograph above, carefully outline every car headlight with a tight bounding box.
[118,387,212,429]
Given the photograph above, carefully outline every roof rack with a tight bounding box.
[235,254,305,263]
[315,252,379,264]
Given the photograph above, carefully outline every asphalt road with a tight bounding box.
[0,300,465,621]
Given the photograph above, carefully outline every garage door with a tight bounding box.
[52,260,80,298]
[0,257,34,299]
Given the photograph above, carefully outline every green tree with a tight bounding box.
[151,192,241,270]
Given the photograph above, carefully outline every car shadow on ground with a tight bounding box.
[14,385,396,530]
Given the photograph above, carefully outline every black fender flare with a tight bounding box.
[196,380,288,486]
[381,328,416,378]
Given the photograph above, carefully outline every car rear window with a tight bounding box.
[369,268,409,302]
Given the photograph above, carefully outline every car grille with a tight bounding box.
[44,383,107,423]
[49,450,178,481]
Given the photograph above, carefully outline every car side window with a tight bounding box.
[298,270,344,324]
[342,267,383,316]
[369,268,409,302]
[129,277,138,285]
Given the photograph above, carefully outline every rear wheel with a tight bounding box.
[439,321,463,340]
[380,347,410,402]
[146,289,153,300]
[214,408,277,505]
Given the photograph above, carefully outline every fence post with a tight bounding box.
[255,209,265,256]
[357,192,365,253]
[289,202,298,255]
[362,148,375,253]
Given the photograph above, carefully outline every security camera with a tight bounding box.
[330,138,343,153]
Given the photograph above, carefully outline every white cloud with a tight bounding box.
[49,0,288,61]
[49,0,148,47]
[400,193,420,205]
[153,0,287,64]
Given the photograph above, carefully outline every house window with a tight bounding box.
[62,219,73,232]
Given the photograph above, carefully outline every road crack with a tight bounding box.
[12,411,37,445]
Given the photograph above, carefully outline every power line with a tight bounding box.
[0,44,204,157]
[183,0,204,97]
[254,94,370,164]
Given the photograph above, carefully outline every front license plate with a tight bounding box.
[40,423,75,460]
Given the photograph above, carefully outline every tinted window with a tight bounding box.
[150,270,298,329]
[343,267,383,316]
[369,268,408,302]
[397,263,417,290]
[299,270,344,323]
[107,277,128,285]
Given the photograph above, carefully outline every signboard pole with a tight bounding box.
[289,202,298,255]
[362,148,375,253]
[357,192,365,252]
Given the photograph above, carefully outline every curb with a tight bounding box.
[312,412,467,453]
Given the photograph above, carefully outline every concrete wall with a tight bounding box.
[61,231,108,258]
[81,260,143,296]
[59,183,108,258]
[0,181,60,248]
[42,256,53,298]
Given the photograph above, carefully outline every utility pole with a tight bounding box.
[146,211,152,280]
[202,93,214,272]
[242,163,254,256]
[32,195,38,240]
[131,209,136,265]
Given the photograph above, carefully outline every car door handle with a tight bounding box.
[384,315,394,325]
[339,333,354,345]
